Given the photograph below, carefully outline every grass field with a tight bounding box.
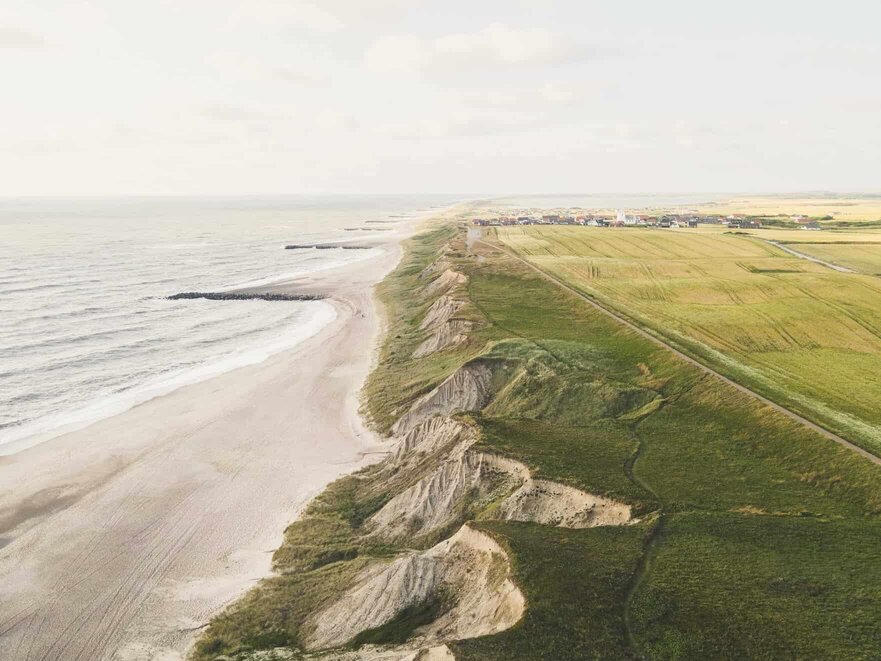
[690,195,881,224]
[780,241,881,276]
[496,225,881,456]
[194,221,881,660]
[739,228,881,244]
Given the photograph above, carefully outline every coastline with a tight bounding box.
[0,223,412,660]
[189,215,881,661]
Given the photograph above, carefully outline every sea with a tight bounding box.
[0,195,458,454]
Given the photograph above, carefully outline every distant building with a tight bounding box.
[800,221,822,231]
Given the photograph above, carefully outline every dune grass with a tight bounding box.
[629,513,881,660]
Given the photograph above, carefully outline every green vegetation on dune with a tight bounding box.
[630,513,881,660]
[194,220,881,660]
[474,417,650,513]
[453,521,649,661]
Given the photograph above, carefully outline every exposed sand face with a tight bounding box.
[306,524,525,651]
[0,234,407,661]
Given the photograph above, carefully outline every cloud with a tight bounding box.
[459,83,581,108]
[383,109,544,139]
[271,65,327,86]
[365,23,571,73]
[209,51,329,86]
[539,82,578,104]
[229,1,343,32]
[197,104,284,122]
[194,103,358,134]
[0,26,45,48]
[233,0,419,32]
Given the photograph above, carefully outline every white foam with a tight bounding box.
[0,301,337,456]
[215,248,380,291]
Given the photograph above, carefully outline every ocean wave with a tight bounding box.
[0,301,337,455]
[218,248,379,291]
[0,324,151,355]
[0,282,68,295]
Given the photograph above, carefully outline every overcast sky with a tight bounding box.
[2,1,880,196]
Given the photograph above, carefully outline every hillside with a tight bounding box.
[193,219,881,660]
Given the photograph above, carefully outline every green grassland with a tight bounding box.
[496,225,881,456]
[194,220,881,660]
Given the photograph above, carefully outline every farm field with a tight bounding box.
[495,225,881,456]
[739,227,881,244]
[689,195,881,225]
[777,241,881,276]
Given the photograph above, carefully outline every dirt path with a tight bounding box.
[766,240,856,273]
[476,238,881,467]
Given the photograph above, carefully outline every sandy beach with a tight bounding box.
[0,232,406,660]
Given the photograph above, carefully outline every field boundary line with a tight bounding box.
[476,237,881,466]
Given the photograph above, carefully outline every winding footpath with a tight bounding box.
[476,238,881,467]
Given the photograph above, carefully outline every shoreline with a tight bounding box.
[0,224,412,660]
[0,300,338,457]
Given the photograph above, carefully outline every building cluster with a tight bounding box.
[472,210,760,229]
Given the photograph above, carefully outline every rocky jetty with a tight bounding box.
[168,292,325,302]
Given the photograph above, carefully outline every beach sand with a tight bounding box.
[0,234,406,660]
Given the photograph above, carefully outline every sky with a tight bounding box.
[1,0,880,196]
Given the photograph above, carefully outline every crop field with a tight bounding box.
[739,228,881,244]
[689,195,881,224]
[779,241,881,276]
[495,225,881,455]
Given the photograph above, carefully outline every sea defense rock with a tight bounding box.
[285,243,374,250]
[168,292,325,301]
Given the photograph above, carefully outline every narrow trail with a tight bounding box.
[475,238,881,467]
[764,239,855,273]
[621,511,667,660]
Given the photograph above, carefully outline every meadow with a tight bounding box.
[194,221,881,660]
[496,225,881,456]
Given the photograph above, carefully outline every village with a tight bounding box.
[472,210,825,230]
